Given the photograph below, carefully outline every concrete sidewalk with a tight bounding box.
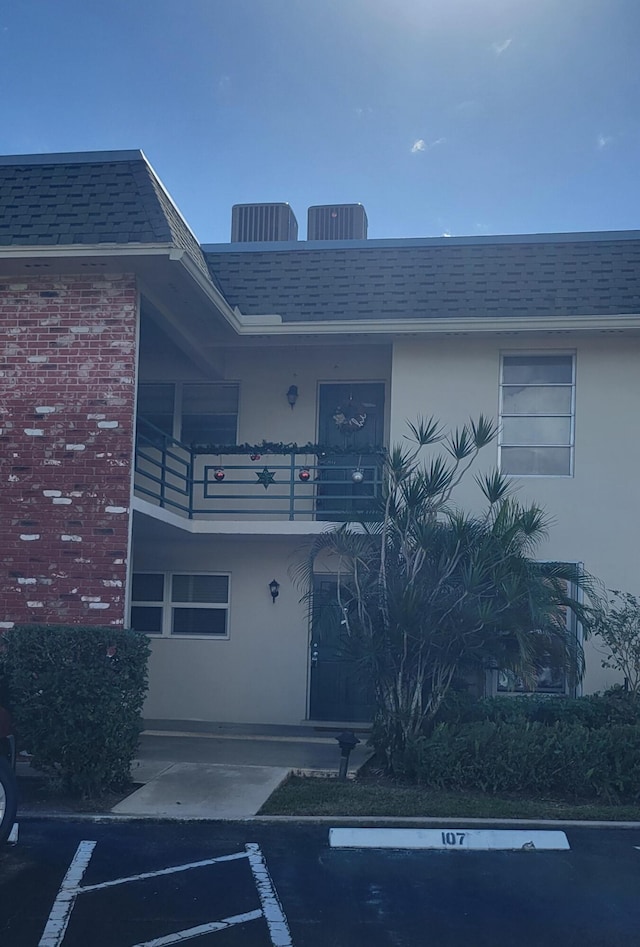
[111,725,373,820]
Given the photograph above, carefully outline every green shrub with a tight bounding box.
[460,690,640,729]
[0,624,150,797]
[398,719,640,802]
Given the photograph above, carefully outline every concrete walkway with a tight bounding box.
[111,725,373,820]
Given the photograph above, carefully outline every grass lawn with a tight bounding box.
[259,775,640,822]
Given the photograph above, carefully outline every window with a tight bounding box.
[137,383,239,445]
[130,572,230,637]
[137,384,175,437]
[181,384,239,445]
[499,354,575,476]
[496,572,581,696]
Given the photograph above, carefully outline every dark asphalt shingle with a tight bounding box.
[204,238,640,322]
[0,152,209,278]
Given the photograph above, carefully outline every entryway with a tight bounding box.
[316,382,385,521]
[308,576,374,722]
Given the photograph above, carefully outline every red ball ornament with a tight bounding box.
[213,468,226,482]
[250,453,261,461]
[298,467,311,482]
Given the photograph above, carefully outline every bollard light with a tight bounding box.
[335,730,360,781]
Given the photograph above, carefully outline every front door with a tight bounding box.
[309,576,375,722]
[316,382,385,521]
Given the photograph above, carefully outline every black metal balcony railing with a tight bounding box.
[134,419,384,521]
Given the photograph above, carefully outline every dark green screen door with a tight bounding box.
[316,382,385,521]
[309,577,374,722]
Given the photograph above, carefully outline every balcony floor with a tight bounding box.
[133,496,354,537]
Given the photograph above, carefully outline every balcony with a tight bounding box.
[134,419,384,522]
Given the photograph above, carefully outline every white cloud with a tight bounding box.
[596,133,613,149]
[355,106,373,118]
[492,38,512,55]
[411,137,445,154]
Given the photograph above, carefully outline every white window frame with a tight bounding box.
[498,351,576,478]
[130,571,231,639]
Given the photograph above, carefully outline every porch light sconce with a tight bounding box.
[286,385,299,409]
[351,468,364,484]
[269,579,280,603]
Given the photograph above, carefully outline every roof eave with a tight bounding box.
[0,242,174,259]
[227,312,640,337]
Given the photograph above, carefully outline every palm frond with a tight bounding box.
[475,469,514,505]
[445,425,475,460]
[405,415,445,447]
[469,414,499,448]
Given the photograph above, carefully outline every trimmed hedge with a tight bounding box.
[0,624,150,797]
[399,719,640,802]
[438,688,640,730]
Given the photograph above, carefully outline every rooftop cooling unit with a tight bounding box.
[231,203,298,243]
[307,204,368,241]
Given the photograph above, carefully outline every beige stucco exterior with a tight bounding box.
[390,332,640,695]
[135,339,392,723]
[135,530,311,724]
[133,324,639,723]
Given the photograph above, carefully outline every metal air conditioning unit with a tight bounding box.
[307,204,368,241]
[231,203,298,243]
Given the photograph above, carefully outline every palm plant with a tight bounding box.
[299,416,600,768]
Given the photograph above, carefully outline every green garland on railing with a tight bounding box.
[191,440,387,456]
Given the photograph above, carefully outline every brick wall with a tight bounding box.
[0,274,138,628]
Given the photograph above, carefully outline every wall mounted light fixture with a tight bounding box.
[286,385,299,409]
[269,579,280,603]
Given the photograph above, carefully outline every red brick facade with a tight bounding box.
[0,274,138,628]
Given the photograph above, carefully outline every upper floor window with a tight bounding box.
[137,382,239,445]
[499,354,575,477]
[181,383,238,445]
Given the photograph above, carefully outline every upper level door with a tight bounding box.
[316,382,385,521]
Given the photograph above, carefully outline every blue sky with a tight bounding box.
[1,0,638,242]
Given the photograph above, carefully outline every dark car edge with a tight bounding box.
[0,705,18,844]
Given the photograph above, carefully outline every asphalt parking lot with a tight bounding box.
[1,819,639,946]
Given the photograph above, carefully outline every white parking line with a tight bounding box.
[39,841,97,947]
[246,844,293,947]
[329,828,570,851]
[79,850,247,893]
[38,841,293,947]
[131,911,264,947]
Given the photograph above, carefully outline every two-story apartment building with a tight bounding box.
[1,150,639,727]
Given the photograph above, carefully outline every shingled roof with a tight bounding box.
[204,234,640,322]
[0,150,209,277]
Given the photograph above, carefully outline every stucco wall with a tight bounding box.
[138,338,392,446]
[134,533,310,725]
[390,333,640,694]
[0,274,138,629]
